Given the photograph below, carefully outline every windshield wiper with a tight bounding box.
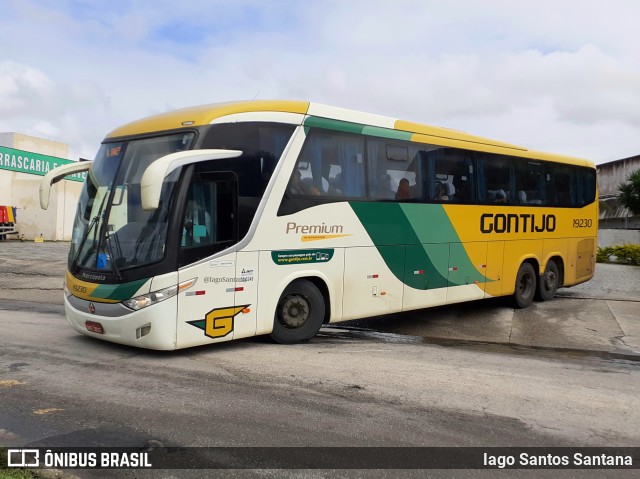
[71,192,110,270]
[104,232,123,280]
[71,213,101,270]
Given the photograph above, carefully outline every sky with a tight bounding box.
[1,0,639,164]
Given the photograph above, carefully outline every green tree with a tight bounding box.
[618,169,640,216]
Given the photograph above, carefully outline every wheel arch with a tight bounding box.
[268,271,332,329]
[269,273,331,344]
[521,256,540,277]
[303,276,332,324]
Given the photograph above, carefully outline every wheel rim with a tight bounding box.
[518,271,533,298]
[544,270,557,292]
[279,293,310,329]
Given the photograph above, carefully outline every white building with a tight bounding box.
[597,155,640,230]
[0,132,85,241]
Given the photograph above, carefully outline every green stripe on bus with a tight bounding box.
[349,202,451,289]
[94,279,148,301]
[399,204,459,244]
[401,204,489,285]
[303,117,412,141]
[362,126,412,141]
[303,117,364,135]
[349,202,489,289]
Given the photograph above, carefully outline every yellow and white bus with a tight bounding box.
[41,100,597,350]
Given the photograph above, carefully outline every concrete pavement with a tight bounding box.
[347,262,640,358]
[1,240,639,357]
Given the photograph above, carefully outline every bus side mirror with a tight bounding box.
[40,161,92,210]
[140,149,242,210]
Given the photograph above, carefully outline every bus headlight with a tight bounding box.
[123,278,196,311]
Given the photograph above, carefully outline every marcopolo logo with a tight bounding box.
[480,213,556,234]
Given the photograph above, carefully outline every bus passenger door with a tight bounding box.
[175,171,242,348]
[233,251,259,339]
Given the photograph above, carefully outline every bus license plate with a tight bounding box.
[85,321,104,334]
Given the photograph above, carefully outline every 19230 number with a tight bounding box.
[573,218,592,228]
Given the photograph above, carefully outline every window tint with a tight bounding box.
[178,172,237,266]
[552,165,575,207]
[514,160,549,206]
[478,155,595,208]
[425,148,474,203]
[368,139,426,201]
[278,127,596,216]
[288,131,365,198]
[202,122,295,196]
[477,154,512,204]
[201,122,295,237]
[553,164,598,208]
[181,177,236,249]
[577,168,597,206]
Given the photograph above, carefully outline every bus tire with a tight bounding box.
[536,260,559,301]
[271,279,325,344]
[513,262,536,309]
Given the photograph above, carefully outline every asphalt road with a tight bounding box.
[1,242,640,478]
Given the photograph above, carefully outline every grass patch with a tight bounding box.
[0,470,42,479]
[0,449,42,479]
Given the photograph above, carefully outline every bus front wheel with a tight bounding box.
[271,279,325,344]
[513,262,537,309]
[536,260,559,301]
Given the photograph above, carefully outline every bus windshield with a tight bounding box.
[70,133,194,273]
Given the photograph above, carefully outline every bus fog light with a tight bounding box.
[136,323,152,339]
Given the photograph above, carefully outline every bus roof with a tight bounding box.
[106,100,593,168]
[106,100,310,138]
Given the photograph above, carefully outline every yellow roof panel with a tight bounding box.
[395,120,526,151]
[106,100,310,138]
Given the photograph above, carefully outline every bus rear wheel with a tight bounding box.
[513,262,536,309]
[271,279,325,344]
[536,260,559,301]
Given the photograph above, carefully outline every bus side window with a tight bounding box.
[477,153,512,205]
[553,166,576,207]
[368,139,424,202]
[577,168,596,207]
[288,131,365,199]
[514,160,547,206]
[426,147,474,204]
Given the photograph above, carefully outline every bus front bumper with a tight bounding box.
[64,294,178,350]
